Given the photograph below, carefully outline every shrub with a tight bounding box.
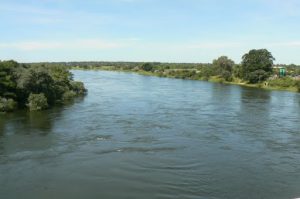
[268,77,297,88]
[248,70,270,83]
[220,70,233,82]
[71,81,87,95]
[0,97,17,112]
[62,90,76,101]
[27,93,48,111]
[140,63,153,72]
[295,80,300,92]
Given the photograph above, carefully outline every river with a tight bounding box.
[1,70,300,199]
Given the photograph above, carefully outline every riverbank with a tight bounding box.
[71,67,300,93]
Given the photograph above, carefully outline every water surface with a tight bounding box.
[1,71,300,199]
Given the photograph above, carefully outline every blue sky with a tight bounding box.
[0,0,300,64]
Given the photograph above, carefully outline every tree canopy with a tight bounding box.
[140,63,153,72]
[241,49,275,83]
[0,60,87,112]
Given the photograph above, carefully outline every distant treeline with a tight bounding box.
[29,61,210,70]
[28,58,300,78]
[28,49,300,92]
[0,60,87,112]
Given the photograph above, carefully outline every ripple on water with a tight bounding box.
[94,146,180,155]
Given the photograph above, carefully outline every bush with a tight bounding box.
[0,97,17,112]
[71,81,87,95]
[27,93,48,111]
[248,70,270,83]
[295,80,300,92]
[62,90,76,101]
[268,77,297,88]
[220,70,233,82]
[140,63,153,72]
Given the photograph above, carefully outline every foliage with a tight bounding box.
[232,64,243,79]
[213,56,234,72]
[71,81,87,95]
[296,81,300,92]
[62,90,76,101]
[0,60,18,99]
[140,63,153,71]
[212,56,234,81]
[0,97,17,112]
[27,93,49,111]
[0,60,86,112]
[241,49,275,83]
[197,66,216,80]
[16,66,56,104]
[220,70,233,82]
[248,70,270,84]
[268,77,298,88]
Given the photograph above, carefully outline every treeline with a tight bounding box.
[29,61,209,71]
[0,60,87,112]
[57,49,300,92]
[21,48,300,93]
[145,49,300,91]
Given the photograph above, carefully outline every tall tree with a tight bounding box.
[213,56,235,73]
[212,56,235,81]
[241,49,275,83]
[0,60,18,98]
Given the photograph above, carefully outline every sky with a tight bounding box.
[0,0,300,64]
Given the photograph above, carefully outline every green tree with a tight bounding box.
[0,97,17,112]
[16,67,56,104]
[0,60,87,112]
[71,81,87,95]
[0,60,18,99]
[27,93,49,111]
[212,56,235,81]
[213,56,234,73]
[140,63,153,71]
[241,49,275,83]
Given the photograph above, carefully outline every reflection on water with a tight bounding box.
[0,71,300,199]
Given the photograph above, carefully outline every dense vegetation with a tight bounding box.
[0,60,87,112]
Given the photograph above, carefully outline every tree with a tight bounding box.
[27,93,48,111]
[71,81,87,95]
[0,97,17,112]
[0,60,87,112]
[248,69,270,84]
[241,49,275,83]
[213,56,235,73]
[140,63,153,71]
[212,56,235,81]
[0,60,18,99]
[16,66,57,104]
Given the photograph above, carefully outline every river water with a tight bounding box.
[1,70,300,199]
